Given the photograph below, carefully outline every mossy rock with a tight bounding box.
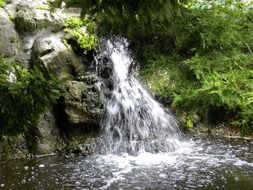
[61,80,103,126]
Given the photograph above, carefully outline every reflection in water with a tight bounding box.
[1,136,253,190]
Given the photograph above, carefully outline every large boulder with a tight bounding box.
[32,34,85,79]
[0,109,63,161]
[14,3,65,34]
[0,8,20,57]
[61,79,103,126]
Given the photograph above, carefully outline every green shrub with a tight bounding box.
[64,17,97,53]
[141,1,253,133]
[141,55,198,101]
[0,57,61,137]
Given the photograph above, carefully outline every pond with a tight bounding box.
[1,136,253,190]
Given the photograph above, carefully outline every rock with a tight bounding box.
[36,109,64,155]
[0,135,29,161]
[0,0,103,160]
[32,34,85,79]
[66,136,101,156]
[4,1,17,19]
[14,3,65,34]
[65,7,81,18]
[62,79,103,126]
[0,8,20,57]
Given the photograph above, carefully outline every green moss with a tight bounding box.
[0,0,4,7]
[9,16,14,21]
[36,4,50,10]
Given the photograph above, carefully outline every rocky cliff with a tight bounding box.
[0,0,103,161]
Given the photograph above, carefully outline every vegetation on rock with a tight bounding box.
[0,57,61,138]
[64,17,97,53]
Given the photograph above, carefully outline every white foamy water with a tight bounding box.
[92,137,253,190]
[96,38,182,154]
[1,137,253,190]
[90,38,253,189]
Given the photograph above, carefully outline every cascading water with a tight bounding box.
[96,38,182,155]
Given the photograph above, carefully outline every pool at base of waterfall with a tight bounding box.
[1,136,253,190]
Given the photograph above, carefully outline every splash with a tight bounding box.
[96,38,182,154]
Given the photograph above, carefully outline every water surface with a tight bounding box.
[1,136,253,190]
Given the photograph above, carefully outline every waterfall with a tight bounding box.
[96,38,182,155]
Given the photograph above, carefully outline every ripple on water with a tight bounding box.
[0,137,253,190]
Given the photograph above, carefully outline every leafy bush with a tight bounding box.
[141,55,198,101]
[141,1,253,133]
[64,17,97,53]
[0,57,61,137]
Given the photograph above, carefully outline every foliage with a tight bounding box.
[64,17,98,53]
[54,0,253,132]
[52,0,188,40]
[141,1,253,133]
[185,115,194,129]
[140,55,198,101]
[0,0,4,7]
[0,57,61,137]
